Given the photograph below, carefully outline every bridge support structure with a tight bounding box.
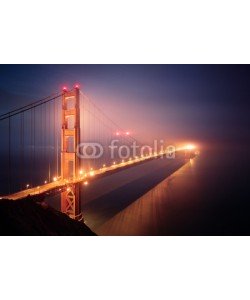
[61,87,82,220]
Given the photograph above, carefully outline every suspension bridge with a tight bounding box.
[0,85,177,221]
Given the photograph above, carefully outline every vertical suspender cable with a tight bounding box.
[33,107,36,185]
[20,113,24,190]
[53,98,56,177]
[8,114,11,194]
[55,99,59,177]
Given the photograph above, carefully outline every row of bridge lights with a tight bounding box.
[75,143,196,185]
[26,176,59,189]
[25,153,160,190]
[25,144,196,190]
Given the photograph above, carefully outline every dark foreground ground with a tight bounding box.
[0,197,95,236]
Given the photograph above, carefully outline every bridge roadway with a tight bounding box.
[2,152,174,200]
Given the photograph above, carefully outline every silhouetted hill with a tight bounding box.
[0,197,95,236]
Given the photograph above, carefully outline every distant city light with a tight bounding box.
[44,180,47,184]
[83,181,88,186]
[26,184,29,188]
[53,177,57,182]
[79,170,83,175]
[185,144,196,150]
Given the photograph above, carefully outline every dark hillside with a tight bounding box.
[0,197,95,236]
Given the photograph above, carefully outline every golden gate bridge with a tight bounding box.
[0,85,175,220]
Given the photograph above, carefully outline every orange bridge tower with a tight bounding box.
[61,86,82,220]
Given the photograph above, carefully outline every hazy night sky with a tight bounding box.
[0,65,249,148]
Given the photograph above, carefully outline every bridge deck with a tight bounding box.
[2,154,168,200]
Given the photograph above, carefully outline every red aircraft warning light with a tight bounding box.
[62,86,68,92]
[74,83,80,89]
[125,131,130,135]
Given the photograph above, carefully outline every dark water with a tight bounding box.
[46,155,187,228]
[4,146,250,235]
[180,147,250,235]
[90,146,250,235]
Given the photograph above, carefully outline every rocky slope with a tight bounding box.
[0,197,95,236]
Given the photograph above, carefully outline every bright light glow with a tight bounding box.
[66,187,70,192]
[62,86,67,91]
[89,171,95,177]
[125,131,130,135]
[113,161,116,165]
[26,184,29,188]
[44,180,47,184]
[53,177,57,182]
[103,164,106,167]
[84,181,88,186]
[116,132,120,136]
[185,144,196,150]
[79,170,83,175]
[74,84,80,89]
